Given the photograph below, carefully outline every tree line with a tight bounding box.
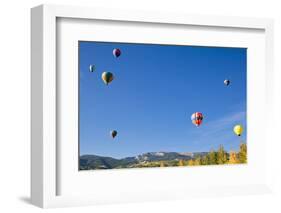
[174,143,247,167]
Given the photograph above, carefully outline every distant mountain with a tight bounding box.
[135,152,193,162]
[80,151,209,170]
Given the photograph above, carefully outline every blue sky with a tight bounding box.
[79,41,247,158]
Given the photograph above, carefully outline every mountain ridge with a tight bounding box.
[80,151,209,170]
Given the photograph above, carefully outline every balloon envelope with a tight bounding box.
[89,64,95,72]
[101,72,114,85]
[191,112,203,127]
[224,79,230,86]
[113,48,121,58]
[110,130,117,138]
[233,125,243,136]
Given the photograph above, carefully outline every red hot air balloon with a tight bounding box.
[191,112,204,127]
[113,48,121,58]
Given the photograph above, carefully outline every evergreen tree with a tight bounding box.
[194,158,201,165]
[198,157,205,165]
[201,156,208,165]
[208,150,217,165]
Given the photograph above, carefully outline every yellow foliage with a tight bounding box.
[238,143,247,163]
[229,151,238,164]
[178,160,184,166]
[188,159,195,166]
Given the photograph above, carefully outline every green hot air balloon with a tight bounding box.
[101,72,114,85]
[110,130,117,139]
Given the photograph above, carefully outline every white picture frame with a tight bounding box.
[31,4,274,208]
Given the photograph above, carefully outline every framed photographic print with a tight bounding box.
[78,41,247,170]
[31,4,274,208]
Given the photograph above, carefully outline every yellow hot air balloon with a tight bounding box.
[233,125,243,136]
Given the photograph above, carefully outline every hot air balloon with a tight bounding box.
[224,79,230,86]
[101,72,114,85]
[113,48,121,58]
[89,64,95,72]
[110,130,117,139]
[191,112,203,127]
[233,125,243,136]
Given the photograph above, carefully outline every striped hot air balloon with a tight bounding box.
[101,72,114,85]
[191,112,204,127]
